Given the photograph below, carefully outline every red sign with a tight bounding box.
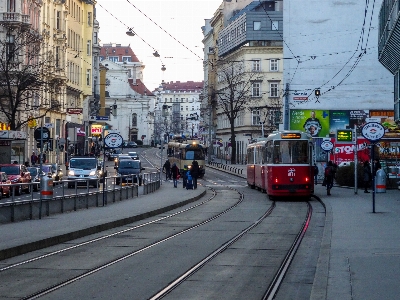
[67,108,83,114]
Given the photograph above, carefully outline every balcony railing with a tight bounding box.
[1,13,30,25]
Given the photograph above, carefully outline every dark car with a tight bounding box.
[115,159,145,185]
[0,164,31,195]
[115,154,132,166]
[126,141,137,148]
[26,167,43,192]
[41,164,63,184]
[108,149,123,161]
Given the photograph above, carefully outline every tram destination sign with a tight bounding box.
[336,129,353,143]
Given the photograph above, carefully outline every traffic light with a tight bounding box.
[110,103,117,116]
[315,89,321,97]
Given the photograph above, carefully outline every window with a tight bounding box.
[270,59,278,71]
[272,21,279,31]
[88,12,92,26]
[93,32,98,44]
[252,59,261,72]
[252,110,260,125]
[6,35,15,61]
[99,56,104,61]
[86,69,91,86]
[87,40,91,56]
[109,56,118,62]
[55,46,60,68]
[122,56,132,62]
[132,113,137,127]
[253,21,261,31]
[270,83,279,97]
[56,11,61,30]
[7,0,16,12]
[252,82,261,97]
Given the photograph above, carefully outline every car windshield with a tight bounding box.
[119,160,140,169]
[128,153,138,157]
[69,159,97,169]
[0,166,19,175]
[27,167,38,176]
[41,165,52,173]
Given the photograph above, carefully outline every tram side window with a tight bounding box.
[247,148,254,164]
[266,142,273,163]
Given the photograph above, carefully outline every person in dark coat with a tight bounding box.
[324,161,334,196]
[363,160,372,193]
[190,160,199,189]
[170,163,179,188]
[31,152,38,166]
[373,159,381,175]
[314,163,319,185]
[163,160,171,180]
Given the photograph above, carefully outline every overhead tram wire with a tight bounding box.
[97,2,165,67]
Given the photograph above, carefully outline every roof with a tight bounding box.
[100,44,140,63]
[229,1,265,22]
[158,81,204,93]
[129,79,155,96]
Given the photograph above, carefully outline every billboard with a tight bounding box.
[290,109,330,137]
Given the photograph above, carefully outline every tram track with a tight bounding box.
[0,183,247,299]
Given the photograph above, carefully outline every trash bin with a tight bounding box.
[375,169,386,193]
[40,175,54,200]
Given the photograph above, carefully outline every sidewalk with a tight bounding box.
[0,181,206,260]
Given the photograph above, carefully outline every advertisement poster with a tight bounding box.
[329,111,350,134]
[290,110,330,137]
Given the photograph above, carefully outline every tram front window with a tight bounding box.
[185,150,205,160]
[273,140,309,164]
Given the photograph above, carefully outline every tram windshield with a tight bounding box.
[185,150,205,160]
[273,140,309,164]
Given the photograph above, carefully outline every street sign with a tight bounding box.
[104,133,123,148]
[336,129,353,143]
[44,123,54,128]
[361,122,385,142]
[34,127,50,141]
[321,140,334,151]
[96,116,109,121]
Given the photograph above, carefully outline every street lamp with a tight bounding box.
[126,28,135,36]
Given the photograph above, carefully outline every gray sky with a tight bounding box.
[96,0,222,90]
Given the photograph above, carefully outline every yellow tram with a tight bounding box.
[167,139,206,177]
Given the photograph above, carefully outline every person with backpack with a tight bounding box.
[190,160,199,189]
[324,161,334,196]
[162,160,171,181]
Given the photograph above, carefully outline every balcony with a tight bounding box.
[1,13,30,26]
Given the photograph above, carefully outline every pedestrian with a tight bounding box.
[182,165,188,188]
[314,163,319,185]
[31,152,38,166]
[324,161,334,196]
[41,152,46,163]
[191,160,199,189]
[171,162,179,188]
[363,160,372,193]
[373,159,381,175]
[163,159,171,180]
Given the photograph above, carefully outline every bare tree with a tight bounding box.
[0,25,57,131]
[213,59,264,164]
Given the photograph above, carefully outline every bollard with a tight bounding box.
[41,175,54,200]
[375,169,386,193]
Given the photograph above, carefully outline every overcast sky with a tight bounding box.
[96,0,222,91]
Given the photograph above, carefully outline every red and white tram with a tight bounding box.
[246,131,314,198]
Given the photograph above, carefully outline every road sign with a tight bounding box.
[44,123,54,128]
[336,129,353,143]
[104,133,123,148]
[96,116,109,121]
[321,140,334,151]
[34,127,50,141]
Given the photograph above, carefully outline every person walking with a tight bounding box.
[191,160,199,189]
[31,152,38,166]
[314,163,319,185]
[363,160,372,193]
[171,163,179,188]
[324,161,334,196]
[163,160,171,180]
[182,165,188,188]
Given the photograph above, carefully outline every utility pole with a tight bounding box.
[284,83,290,130]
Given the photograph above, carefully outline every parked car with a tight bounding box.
[41,164,63,184]
[0,172,11,198]
[27,167,43,192]
[0,164,31,195]
[128,152,139,160]
[114,159,145,185]
[126,141,138,148]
